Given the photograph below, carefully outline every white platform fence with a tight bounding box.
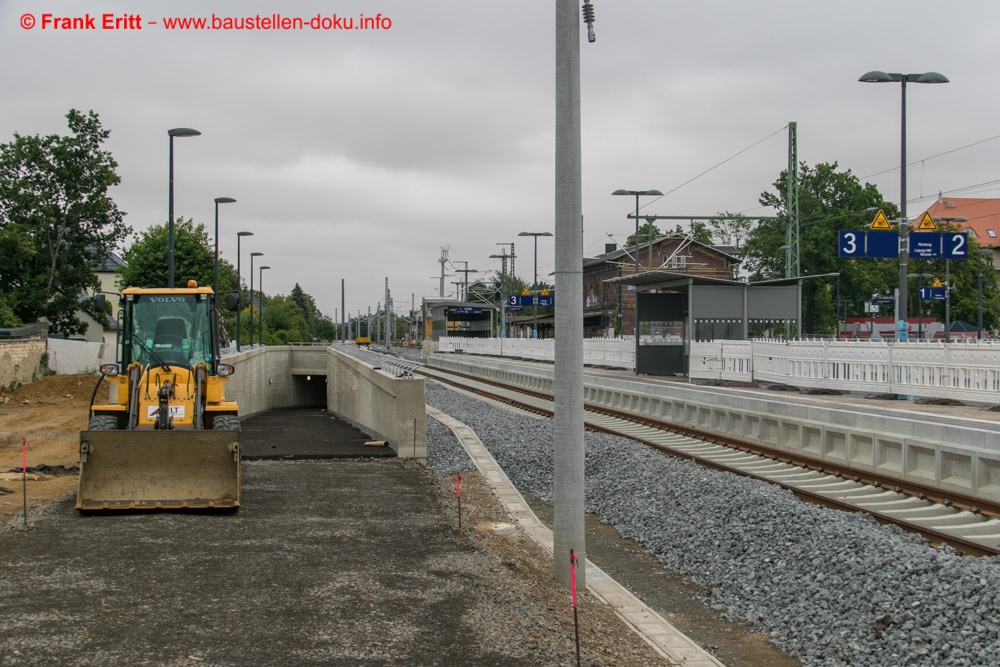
[436,336,1000,404]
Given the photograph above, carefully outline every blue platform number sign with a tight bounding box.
[942,232,968,259]
[908,232,941,259]
[919,287,947,301]
[838,231,864,258]
[866,232,899,259]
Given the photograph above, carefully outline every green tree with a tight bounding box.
[120,217,238,293]
[290,283,318,328]
[262,294,309,343]
[748,162,897,335]
[908,231,998,333]
[625,220,662,248]
[707,212,755,255]
[0,109,128,333]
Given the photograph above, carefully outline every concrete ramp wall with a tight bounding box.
[327,348,426,460]
[224,346,425,460]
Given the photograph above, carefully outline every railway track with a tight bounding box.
[401,359,1000,558]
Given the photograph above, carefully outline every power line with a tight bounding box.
[861,133,1000,181]
[623,125,789,215]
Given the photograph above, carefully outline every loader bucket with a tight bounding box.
[76,430,241,511]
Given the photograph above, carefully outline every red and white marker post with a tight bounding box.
[21,438,28,527]
[570,549,581,666]
[456,473,462,529]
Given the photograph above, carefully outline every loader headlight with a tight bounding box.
[99,363,120,377]
[216,364,235,377]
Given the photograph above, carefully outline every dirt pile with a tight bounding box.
[0,374,95,521]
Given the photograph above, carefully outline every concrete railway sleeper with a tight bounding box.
[407,361,1000,557]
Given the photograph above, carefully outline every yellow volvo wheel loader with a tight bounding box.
[78,283,241,510]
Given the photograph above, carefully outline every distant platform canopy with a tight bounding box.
[422,299,496,341]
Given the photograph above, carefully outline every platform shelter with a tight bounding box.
[605,271,801,376]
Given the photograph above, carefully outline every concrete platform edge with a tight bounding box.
[426,405,726,667]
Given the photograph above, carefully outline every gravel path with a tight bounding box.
[423,378,1000,667]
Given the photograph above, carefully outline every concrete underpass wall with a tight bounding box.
[224,346,426,460]
[327,347,426,460]
[223,347,297,416]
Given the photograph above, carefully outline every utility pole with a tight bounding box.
[385,278,392,347]
[490,247,511,338]
[438,247,449,298]
[553,0,589,589]
[455,262,478,301]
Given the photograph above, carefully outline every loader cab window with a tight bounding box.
[125,294,213,368]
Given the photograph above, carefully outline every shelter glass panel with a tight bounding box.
[639,320,683,346]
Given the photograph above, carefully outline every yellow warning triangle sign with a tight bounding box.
[870,209,892,230]
[917,212,938,230]
[540,288,550,296]
[521,288,530,296]
[932,278,943,288]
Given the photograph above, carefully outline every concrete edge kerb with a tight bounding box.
[426,405,725,667]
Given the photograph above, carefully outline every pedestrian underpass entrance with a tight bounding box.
[224,345,426,461]
[291,373,327,407]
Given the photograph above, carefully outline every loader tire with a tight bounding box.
[88,415,119,431]
[213,415,241,431]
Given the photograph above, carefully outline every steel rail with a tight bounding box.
[415,364,1000,557]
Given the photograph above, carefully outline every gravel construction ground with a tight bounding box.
[0,461,667,666]
[0,386,668,667]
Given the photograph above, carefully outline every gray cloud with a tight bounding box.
[2,0,998,316]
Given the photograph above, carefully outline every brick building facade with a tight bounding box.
[583,235,739,337]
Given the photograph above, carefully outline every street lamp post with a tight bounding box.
[518,231,553,339]
[235,231,253,351]
[934,216,967,342]
[907,273,934,339]
[213,197,237,297]
[249,252,263,346]
[167,128,201,288]
[259,266,270,346]
[859,71,948,341]
[612,189,663,374]
[979,249,993,340]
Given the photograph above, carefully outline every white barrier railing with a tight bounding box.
[692,338,1000,403]
[438,337,634,370]
[440,336,1000,403]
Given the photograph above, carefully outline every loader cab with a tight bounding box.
[121,288,217,369]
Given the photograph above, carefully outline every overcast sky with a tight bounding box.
[3,0,999,319]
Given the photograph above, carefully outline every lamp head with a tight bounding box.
[859,70,894,83]
[215,196,237,205]
[168,127,202,138]
[238,231,254,237]
[915,72,949,84]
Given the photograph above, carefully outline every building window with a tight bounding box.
[989,230,997,238]
[968,229,978,238]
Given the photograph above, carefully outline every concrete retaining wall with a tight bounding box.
[0,339,47,389]
[428,353,1000,503]
[328,348,425,460]
[224,346,426,460]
